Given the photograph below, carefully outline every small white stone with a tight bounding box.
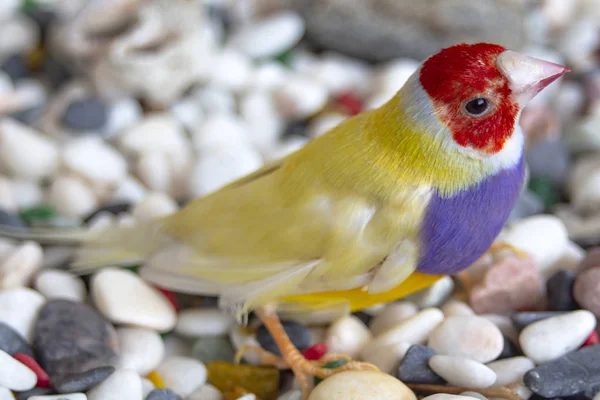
[14,79,46,109]
[119,114,188,156]
[361,308,444,359]
[0,71,12,94]
[170,98,204,132]
[404,277,455,308]
[187,384,223,400]
[141,379,154,398]
[49,176,98,218]
[111,175,147,205]
[480,314,519,344]
[0,287,45,341]
[429,355,496,388]
[131,192,178,221]
[557,19,599,69]
[0,176,16,211]
[367,59,419,109]
[274,75,328,119]
[228,11,304,59]
[229,325,261,365]
[240,90,284,153]
[87,212,116,232]
[0,241,43,289]
[193,114,251,151]
[266,136,308,161]
[195,85,236,115]
[10,179,43,209]
[325,315,372,358]
[35,270,86,302]
[175,308,233,338]
[135,152,172,194]
[86,369,142,400]
[307,370,416,400]
[210,50,253,92]
[92,268,177,332]
[360,341,411,374]
[0,349,36,391]
[459,392,487,400]
[441,300,475,317]
[250,62,288,92]
[312,53,371,95]
[0,238,16,260]
[519,310,596,364]
[422,395,475,400]
[0,386,15,400]
[237,395,256,400]
[369,301,419,337]
[0,119,59,180]
[104,98,143,137]
[62,137,127,186]
[308,112,347,138]
[428,316,504,363]
[29,395,87,400]
[487,356,535,387]
[0,0,23,24]
[155,357,207,398]
[117,327,165,375]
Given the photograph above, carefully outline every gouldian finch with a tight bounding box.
[0,43,568,397]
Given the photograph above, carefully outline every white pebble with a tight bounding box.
[131,192,178,221]
[29,395,87,400]
[429,355,496,388]
[367,59,419,109]
[62,137,127,186]
[229,325,261,365]
[459,392,487,400]
[312,53,371,95]
[0,287,45,341]
[117,327,165,375]
[519,310,596,364]
[0,241,43,289]
[274,75,328,119]
[369,301,418,337]
[175,308,233,338]
[325,315,372,358]
[308,370,416,400]
[308,112,347,138]
[229,11,304,59]
[0,71,12,94]
[360,341,411,374]
[0,238,15,260]
[170,98,204,132]
[0,349,36,391]
[487,356,535,387]
[141,379,154,398]
[428,316,504,363]
[92,268,177,332]
[480,314,519,344]
[210,50,253,91]
[192,114,251,151]
[104,98,143,137]
[195,85,236,115]
[240,90,284,153]
[0,176,16,211]
[441,300,475,317]
[267,136,308,161]
[0,119,59,180]
[111,175,147,205]
[404,276,454,308]
[119,114,188,156]
[0,387,14,400]
[237,395,256,400]
[422,396,475,400]
[49,176,98,218]
[187,384,223,400]
[249,62,288,92]
[10,179,43,209]
[86,369,142,400]
[135,151,172,194]
[156,357,207,397]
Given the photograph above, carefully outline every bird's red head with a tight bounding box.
[419,43,569,154]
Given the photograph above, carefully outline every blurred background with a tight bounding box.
[0,0,599,245]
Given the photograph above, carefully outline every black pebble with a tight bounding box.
[497,336,522,359]
[524,344,600,398]
[61,97,108,131]
[84,202,132,223]
[53,366,115,393]
[146,388,183,400]
[256,320,311,356]
[352,311,372,326]
[0,322,33,357]
[397,344,445,384]
[1,54,30,81]
[283,121,309,138]
[43,58,72,90]
[0,209,27,228]
[511,311,566,331]
[34,299,119,381]
[15,387,55,400]
[546,270,578,311]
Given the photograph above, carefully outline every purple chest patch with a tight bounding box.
[416,156,525,275]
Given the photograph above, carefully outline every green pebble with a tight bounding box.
[275,50,295,65]
[19,206,58,225]
[314,359,347,385]
[528,177,558,209]
[124,265,140,273]
[192,336,235,364]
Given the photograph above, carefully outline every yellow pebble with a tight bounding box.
[147,370,166,388]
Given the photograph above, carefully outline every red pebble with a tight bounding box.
[157,288,179,311]
[302,343,327,360]
[335,91,363,115]
[583,331,599,347]
[13,353,50,387]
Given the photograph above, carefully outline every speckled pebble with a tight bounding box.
[53,366,115,394]
[155,357,207,398]
[145,389,182,400]
[397,345,445,384]
[257,320,311,357]
[429,355,496,388]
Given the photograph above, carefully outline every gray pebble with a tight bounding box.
[497,336,521,360]
[14,387,54,400]
[256,320,311,356]
[546,270,578,312]
[61,97,108,131]
[397,344,445,384]
[146,388,182,400]
[33,299,119,381]
[192,336,235,364]
[53,365,115,393]
[0,209,26,228]
[1,54,30,81]
[511,312,566,331]
[0,322,33,357]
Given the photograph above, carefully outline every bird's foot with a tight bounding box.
[487,241,529,259]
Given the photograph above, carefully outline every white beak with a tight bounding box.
[496,50,569,107]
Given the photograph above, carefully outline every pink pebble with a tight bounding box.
[303,343,327,360]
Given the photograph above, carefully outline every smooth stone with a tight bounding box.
[519,310,596,364]
[186,384,223,400]
[103,98,142,136]
[119,115,188,156]
[429,355,497,388]
[0,209,25,227]
[61,97,108,131]
[0,349,36,390]
[209,50,252,92]
[131,193,178,221]
[155,357,207,397]
[574,268,600,317]
[361,341,411,374]
[324,315,371,358]
[274,75,328,119]
[62,137,127,186]
[0,287,45,342]
[14,388,53,400]
[487,356,535,387]
[28,395,87,400]
[49,176,98,218]
[403,276,454,308]
[0,387,14,400]
[91,268,177,332]
[428,316,504,363]
[135,152,172,194]
[257,320,311,357]
[192,114,250,151]
[191,336,235,364]
[0,241,43,288]
[86,369,142,400]
[308,112,347,138]
[111,176,147,205]
[441,300,475,317]
[369,302,419,337]
[10,180,43,210]
[546,269,578,311]
[308,370,416,400]
[0,322,32,356]
[146,389,181,400]
[397,345,445,384]
[34,299,118,379]
[116,327,164,376]
[1,54,29,81]
[141,378,154,398]
[175,308,233,338]
[34,269,86,302]
[53,366,115,393]
[422,396,475,400]
[511,312,566,331]
[249,62,288,92]
[240,90,284,153]
[524,345,600,398]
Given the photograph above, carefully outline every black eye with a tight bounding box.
[464,98,490,116]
